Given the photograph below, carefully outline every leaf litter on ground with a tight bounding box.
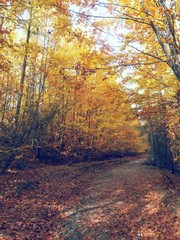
[0,155,179,239]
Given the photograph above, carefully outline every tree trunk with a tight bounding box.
[15,10,32,127]
[148,126,174,173]
[170,63,180,82]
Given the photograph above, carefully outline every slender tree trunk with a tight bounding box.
[0,77,9,126]
[15,10,32,127]
[140,0,180,82]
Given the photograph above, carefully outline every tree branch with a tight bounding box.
[128,44,167,62]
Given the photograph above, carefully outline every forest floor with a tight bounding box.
[0,155,180,240]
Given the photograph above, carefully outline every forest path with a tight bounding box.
[0,155,179,239]
[58,156,180,240]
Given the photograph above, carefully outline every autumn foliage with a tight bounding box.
[0,1,180,239]
[0,0,147,174]
[0,0,179,173]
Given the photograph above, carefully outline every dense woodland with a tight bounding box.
[0,0,179,174]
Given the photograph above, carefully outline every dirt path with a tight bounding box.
[0,156,179,239]
[57,157,180,240]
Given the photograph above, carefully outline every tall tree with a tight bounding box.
[0,0,147,173]
[78,0,179,170]
[80,0,180,81]
[128,61,179,171]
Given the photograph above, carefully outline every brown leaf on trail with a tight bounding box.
[0,156,180,239]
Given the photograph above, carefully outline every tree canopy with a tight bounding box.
[0,0,179,173]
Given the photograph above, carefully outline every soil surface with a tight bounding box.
[0,155,179,239]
